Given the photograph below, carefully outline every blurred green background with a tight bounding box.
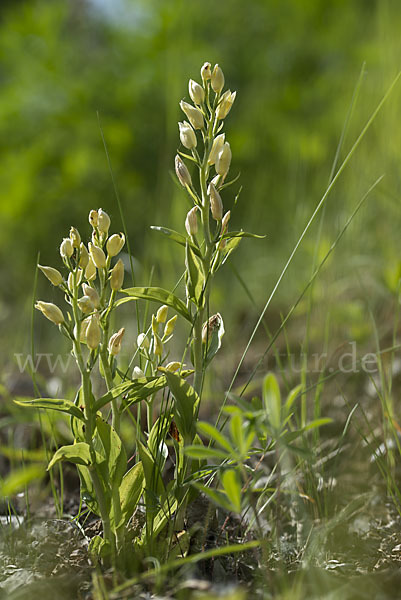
[1,0,401,381]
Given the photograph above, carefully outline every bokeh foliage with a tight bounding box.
[1,0,401,349]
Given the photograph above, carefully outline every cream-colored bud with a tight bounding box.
[67,269,83,292]
[221,210,231,232]
[38,265,63,286]
[156,305,168,324]
[165,361,181,372]
[79,243,89,269]
[79,317,90,343]
[89,210,98,228]
[82,284,100,308]
[108,327,125,356]
[132,366,145,379]
[60,238,73,259]
[216,90,236,120]
[208,183,223,221]
[188,79,205,105]
[77,295,95,314]
[208,134,225,165]
[69,227,81,248]
[201,62,212,82]
[86,315,101,350]
[175,155,192,187]
[178,121,197,149]
[106,233,125,257]
[137,333,149,350]
[164,315,178,337]
[185,206,199,237]
[110,258,124,291]
[88,243,107,269]
[35,301,64,325]
[216,142,232,176]
[97,209,111,234]
[153,334,163,357]
[85,257,96,281]
[179,101,204,130]
[151,314,158,335]
[202,313,223,344]
[211,64,225,93]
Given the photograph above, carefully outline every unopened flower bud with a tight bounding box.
[97,209,111,234]
[166,361,181,372]
[110,258,124,291]
[208,182,223,221]
[151,314,158,335]
[85,257,96,281]
[79,243,89,269]
[153,333,163,357]
[201,62,212,82]
[106,233,125,257]
[221,210,231,232]
[132,366,145,379]
[164,315,178,337]
[77,295,94,314]
[82,283,100,308]
[156,305,168,324]
[108,327,125,356]
[175,155,192,187]
[79,317,90,343]
[137,333,149,350]
[208,134,225,165]
[35,301,64,325]
[216,90,236,120]
[89,243,106,269]
[68,269,83,292]
[89,210,98,228]
[179,101,204,130]
[60,237,73,259]
[202,313,222,344]
[69,227,81,248]
[178,121,197,149]
[185,206,199,237]
[211,64,225,93]
[86,315,101,350]
[189,79,205,105]
[216,142,232,176]
[38,265,63,286]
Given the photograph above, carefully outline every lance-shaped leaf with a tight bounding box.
[14,398,85,421]
[150,226,202,258]
[116,287,191,322]
[119,462,145,526]
[221,230,265,241]
[95,417,127,490]
[262,373,282,431]
[47,442,93,470]
[185,242,205,308]
[95,377,167,411]
[165,371,199,445]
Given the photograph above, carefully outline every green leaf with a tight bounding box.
[303,418,333,431]
[165,372,199,444]
[185,242,205,307]
[284,384,303,416]
[77,465,101,515]
[150,226,201,257]
[117,287,191,322]
[262,373,282,431]
[14,397,85,421]
[184,445,228,460]
[221,469,242,513]
[119,461,144,526]
[95,417,127,490]
[137,441,164,498]
[193,483,233,512]
[197,421,233,454]
[222,230,265,240]
[47,442,93,470]
[96,376,168,412]
[0,465,44,497]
